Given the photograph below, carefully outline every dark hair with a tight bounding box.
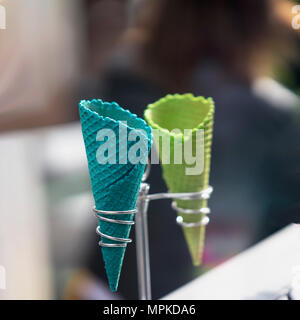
[131,0,296,88]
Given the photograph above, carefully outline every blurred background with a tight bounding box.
[0,0,300,300]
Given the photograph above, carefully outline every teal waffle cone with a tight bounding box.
[79,99,152,291]
[144,94,214,266]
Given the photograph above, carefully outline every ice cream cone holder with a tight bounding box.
[92,162,213,300]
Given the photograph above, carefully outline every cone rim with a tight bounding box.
[80,98,152,144]
[144,93,214,137]
[144,93,214,184]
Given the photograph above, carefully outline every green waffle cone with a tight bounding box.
[144,94,214,266]
[79,99,152,291]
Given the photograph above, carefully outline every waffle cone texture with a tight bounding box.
[79,99,152,291]
[144,94,214,266]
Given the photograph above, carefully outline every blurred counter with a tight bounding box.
[163,224,300,300]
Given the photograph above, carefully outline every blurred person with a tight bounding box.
[79,0,136,98]
[83,0,300,299]
[83,0,131,73]
[0,0,82,132]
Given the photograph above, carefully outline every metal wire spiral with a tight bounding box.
[139,184,213,228]
[170,186,213,228]
[93,207,136,248]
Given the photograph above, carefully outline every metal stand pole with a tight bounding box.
[135,182,152,300]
